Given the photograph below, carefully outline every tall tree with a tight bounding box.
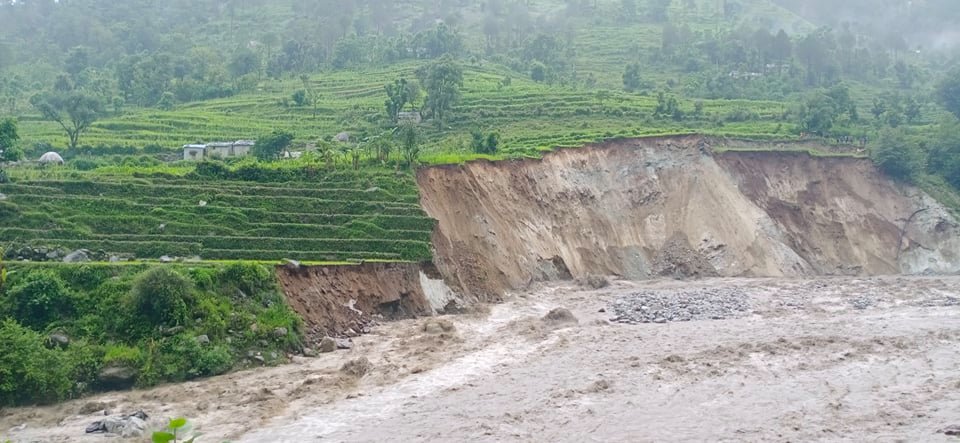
[416,55,463,129]
[30,91,105,149]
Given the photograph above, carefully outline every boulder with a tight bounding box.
[120,417,147,438]
[97,366,137,390]
[63,249,90,263]
[273,327,288,338]
[197,334,210,345]
[319,336,337,353]
[302,347,318,357]
[335,338,353,349]
[47,332,70,348]
[940,424,960,436]
[283,259,301,271]
[543,307,578,324]
[162,325,185,336]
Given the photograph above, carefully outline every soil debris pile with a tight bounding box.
[418,135,960,300]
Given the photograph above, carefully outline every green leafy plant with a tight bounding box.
[152,417,197,443]
[131,267,193,327]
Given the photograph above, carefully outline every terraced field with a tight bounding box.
[0,171,434,262]
[16,61,792,159]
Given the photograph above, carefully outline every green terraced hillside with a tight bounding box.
[0,170,434,262]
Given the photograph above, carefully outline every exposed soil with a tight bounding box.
[417,136,960,301]
[4,276,958,442]
[277,262,458,340]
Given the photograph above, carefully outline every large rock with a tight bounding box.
[47,332,70,348]
[319,336,337,353]
[97,366,137,390]
[63,249,90,263]
[120,417,147,438]
[543,307,578,324]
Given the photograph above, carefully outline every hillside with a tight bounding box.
[0,166,433,262]
[1,0,960,415]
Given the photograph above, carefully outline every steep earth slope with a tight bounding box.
[418,136,960,300]
[277,262,459,337]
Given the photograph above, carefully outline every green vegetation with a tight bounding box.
[153,417,197,443]
[0,262,302,406]
[0,160,434,263]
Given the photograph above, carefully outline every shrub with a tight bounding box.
[6,269,74,329]
[0,319,72,405]
[220,262,274,296]
[131,267,193,327]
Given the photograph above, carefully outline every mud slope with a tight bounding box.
[418,136,960,299]
[277,263,458,338]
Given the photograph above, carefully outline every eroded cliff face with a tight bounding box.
[277,262,459,337]
[418,136,960,300]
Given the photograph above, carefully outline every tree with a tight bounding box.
[398,124,420,167]
[530,62,547,83]
[935,68,960,120]
[797,93,839,135]
[30,91,105,149]
[623,63,642,92]
[470,129,499,154]
[385,78,419,122]
[654,91,683,120]
[0,118,22,162]
[291,89,309,107]
[229,47,260,79]
[416,55,463,129]
[870,128,925,182]
[252,130,294,161]
[64,46,89,80]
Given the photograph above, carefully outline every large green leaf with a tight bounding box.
[152,431,176,443]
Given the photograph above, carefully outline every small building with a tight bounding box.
[183,144,207,161]
[183,140,256,161]
[206,142,233,158]
[233,140,255,157]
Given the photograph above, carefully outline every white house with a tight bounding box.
[182,144,207,161]
[183,140,256,161]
